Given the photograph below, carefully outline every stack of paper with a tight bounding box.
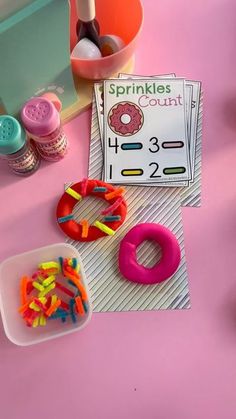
[94,74,201,189]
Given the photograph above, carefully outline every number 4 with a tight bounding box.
[108,137,119,153]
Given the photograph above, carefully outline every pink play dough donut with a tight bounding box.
[118,223,181,285]
[108,102,144,136]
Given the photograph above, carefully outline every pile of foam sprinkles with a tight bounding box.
[19,257,88,328]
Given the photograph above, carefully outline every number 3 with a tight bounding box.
[149,137,159,153]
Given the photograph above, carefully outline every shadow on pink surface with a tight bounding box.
[223,96,236,132]
[218,282,236,342]
[0,197,64,262]
[0,157,73,190]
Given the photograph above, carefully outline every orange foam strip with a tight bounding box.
[69,276,88,302]
[64,270,81,281]
[20,276,29,305]
[105,187,125,200]
[46,299,61,317]
[80,219,89,238]
[75,296,85,316]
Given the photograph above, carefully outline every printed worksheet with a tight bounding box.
[103,78,191,184]
[118,74,192,187]
[95,74,189,187]
[187,80,201,181]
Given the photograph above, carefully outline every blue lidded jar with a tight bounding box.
[0,115,40,176]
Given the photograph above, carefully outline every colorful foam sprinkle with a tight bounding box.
[94,220,116,236]
[103,215,121,222]
[38,282,56,298]
[46,299,61,317]
[80,178,88,196]
[58,214,74,223]
[38,261,60,270]
[20,276,29,305]
[80,219,89,239]
[75,296,85,316]
[18,256,89,329]
[32,281,44,292]
[42,275,55,287]
[105,187,125,200]
[65,187,82,201]
[101,197,123,215]
[39,314,46,326]
[93,186,107,192]
[56,281,75,297]
[69,299,77,324]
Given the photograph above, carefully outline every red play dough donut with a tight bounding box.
[108,101,144,136]
[56,179,127,242]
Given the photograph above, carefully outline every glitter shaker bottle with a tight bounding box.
[21,95,68,162]
[0,115,40,176]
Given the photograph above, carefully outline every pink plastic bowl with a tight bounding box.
[70,0,143,80]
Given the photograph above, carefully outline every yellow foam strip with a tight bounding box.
[38,282,56,298]
[33,316,39,328]
[39,314,46,326]
[38,261,60,270]
[94,220,115,236]
[38,297,47,304]
[42,275,55,287]
[65,187,82,201]
[29,302,41,312]
[51,295,58,305]
[32,281,44,292]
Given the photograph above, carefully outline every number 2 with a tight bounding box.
[149,137,159,153]
[149,162,160,178]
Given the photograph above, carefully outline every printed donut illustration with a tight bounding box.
[108,102,144,136]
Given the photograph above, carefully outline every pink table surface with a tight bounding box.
[1,0,236,418]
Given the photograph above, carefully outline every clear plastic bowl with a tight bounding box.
[0,243,92,346]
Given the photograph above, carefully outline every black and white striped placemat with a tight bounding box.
[66,192,190,311]
[64,94,195,311]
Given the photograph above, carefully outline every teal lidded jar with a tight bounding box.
[0,115,40,176]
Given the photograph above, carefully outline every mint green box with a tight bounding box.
[0,0,78,118]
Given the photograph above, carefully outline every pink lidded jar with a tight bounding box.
[21,94,68,162]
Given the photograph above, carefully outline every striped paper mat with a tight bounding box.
[63,89,203,311]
